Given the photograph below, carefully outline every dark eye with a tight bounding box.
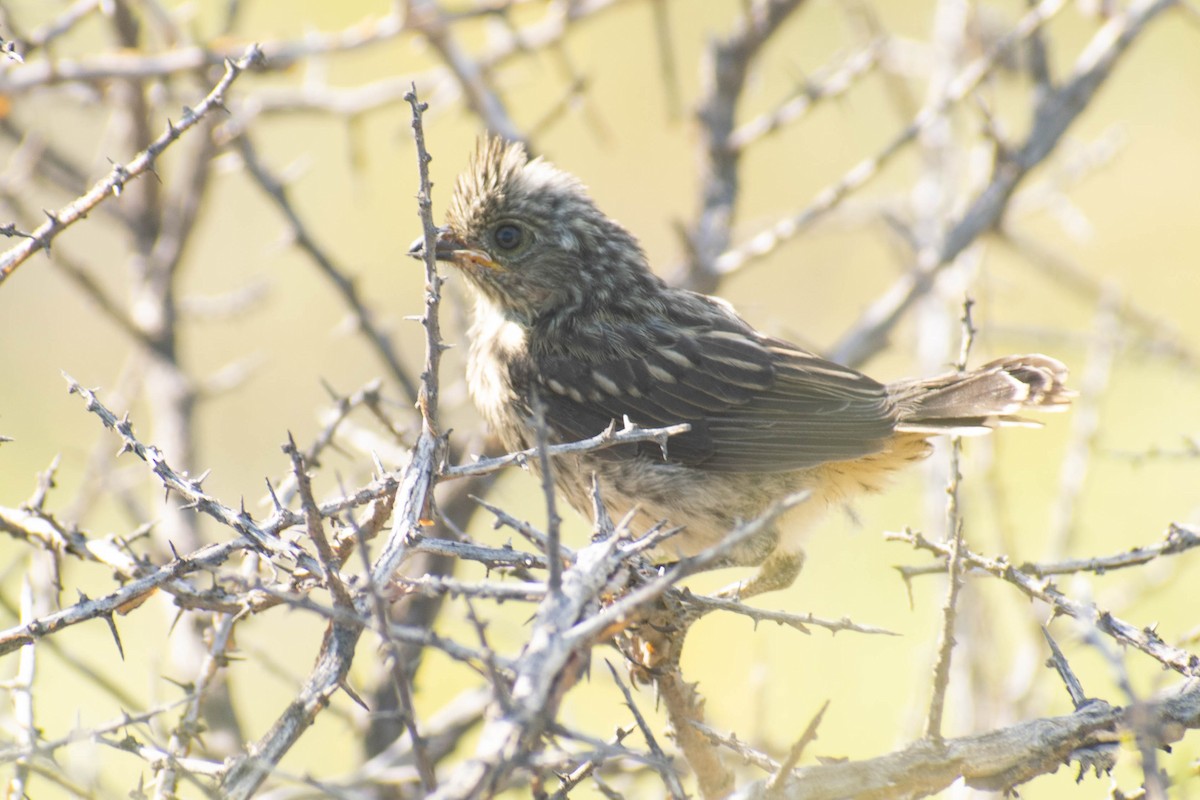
[493,223,524,250]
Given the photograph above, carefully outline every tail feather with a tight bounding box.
[890,354,1072,436]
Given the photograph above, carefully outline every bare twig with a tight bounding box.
[0,45,263,285]
[677,591,896,637]
[442,418,690,479]
[765,700,829,795]
[531,392,564,595]
[407,84,446,428]
[62,373,317,569]
[740,682,1200,799]
[605,660,686,799]
[924,299,975,742]
[889,529,1200,676]
[688,721,780,774]
[897,522,1200,580]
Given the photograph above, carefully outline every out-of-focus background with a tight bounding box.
[0,0,1198,797]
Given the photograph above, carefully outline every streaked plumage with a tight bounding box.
[411,137,1071,596]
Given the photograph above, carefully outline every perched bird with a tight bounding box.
[410,137,1071,598]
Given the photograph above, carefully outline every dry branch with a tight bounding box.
[737,682,1200,798]
[0,45,263,284]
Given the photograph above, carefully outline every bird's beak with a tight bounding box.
[407,226,502,271]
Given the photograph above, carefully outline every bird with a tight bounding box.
[409,136,1071,599]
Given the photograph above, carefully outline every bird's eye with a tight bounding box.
[493,223,524,250]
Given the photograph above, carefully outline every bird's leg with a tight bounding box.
[715,549,806,601]
[622,547,804,679]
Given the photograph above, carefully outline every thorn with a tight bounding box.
[104,613,126,661]
[161,674,195,693]
[265,478,284,512]
[192,468,211,489]
[167,607,185,637]
[339,679,370,711]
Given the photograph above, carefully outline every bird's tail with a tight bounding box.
[889,354,1073,436]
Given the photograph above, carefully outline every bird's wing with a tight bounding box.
[531,313,899,473]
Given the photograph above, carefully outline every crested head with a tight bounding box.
[436,136,662,323]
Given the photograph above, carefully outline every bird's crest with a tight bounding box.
[448,136,589,231]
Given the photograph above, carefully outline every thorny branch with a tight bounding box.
[0,45,264,285]
[737,681,1200,799]
[889,528,1200,676]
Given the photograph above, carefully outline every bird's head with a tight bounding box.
[409,137,658,323]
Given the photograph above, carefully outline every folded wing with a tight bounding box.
[531,302,898,473]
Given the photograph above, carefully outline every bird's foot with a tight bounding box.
[715,550,805,601]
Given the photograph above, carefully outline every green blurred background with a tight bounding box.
[1,0,1198,797]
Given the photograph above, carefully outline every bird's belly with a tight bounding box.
[552,455,805,561]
